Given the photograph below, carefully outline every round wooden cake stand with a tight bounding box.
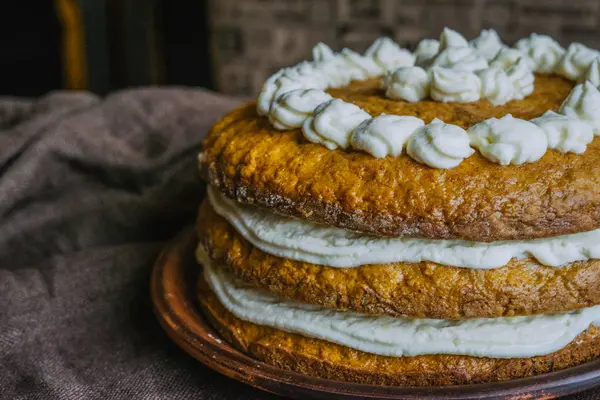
[152,228,600,399]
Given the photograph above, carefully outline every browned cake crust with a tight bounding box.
[197,273,600,386]
[199,75,600,242]
[198,199,600,319]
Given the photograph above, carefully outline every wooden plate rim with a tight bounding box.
[151,228,600,399]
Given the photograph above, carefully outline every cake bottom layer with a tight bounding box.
[197,271,600,386]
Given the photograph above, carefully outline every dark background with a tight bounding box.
[0,0,212,97]
[0,2,62,96]
[4,0,600,98]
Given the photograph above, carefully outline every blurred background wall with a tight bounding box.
[1,0,599,97]
[0,0,212,96]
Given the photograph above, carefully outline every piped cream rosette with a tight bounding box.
[257,28,600,169]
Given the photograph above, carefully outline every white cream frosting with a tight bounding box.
[302,99,371,150]
[283,61,329,87]
[202,255,600,359]
[430,67,481,103]
[470,29,504,61]
[431,46,489,72]
[531,111,594,154]
[312,42,336,62]
[555,43,600,81]
[257,64,327,116]
[414,39,440,66]
[207,186,600,270]
[579,58,600,86]
[490,47,529,70]
[439,27,469,50]
[272,78,317,101]
[365,37,415,71]
[476,67,514,106]
[467,114,548,165]
[515,33,565,74]
[383,66,431,102]
[407,119,474,169]
[559,81,600,134]
[268,89,332,130]
[256,29,599,167]
[311,43,352,88]
[339,48,384,81]
[257,69,287,116]
[506,58,535,100]
[350,114,424,158]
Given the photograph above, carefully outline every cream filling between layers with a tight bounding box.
[201,252,600,358]
[207,186,600,269]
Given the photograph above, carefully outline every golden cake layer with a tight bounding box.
[200,75,600,242]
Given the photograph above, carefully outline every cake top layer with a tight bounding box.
[200,28,600,241]
[256,28,600,169]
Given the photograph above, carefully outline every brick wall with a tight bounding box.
[208,0,600,95]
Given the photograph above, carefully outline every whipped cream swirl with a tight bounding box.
[555,43,600,81]
[559,81,600,134]
[268,89,332,130]
[531,111,594,154]
[339,48,383,81]
[365,37,415,71]
[283,61,329,87]
[477,67,514,106]
[431,28,487,71]
[579,58,600,86]
[414,39,440,66]
[470,29,504,61]
[490,47,529,70]
[257,69,287,116]
[312,42,336,62]
[432,46,489,72]
[468,114,548,165]
[515,33,565,73]
[257,64,327,116]
[303,99,371,150]
[407,119,474,169]
[383,66,431,102]
[507,58,535,100]
[439,27,469,50]
[203,255,600,359]
[350,114,424,158]
[431,67,481,103]
[311,43,352,88]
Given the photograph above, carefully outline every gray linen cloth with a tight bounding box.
[0,89,594,399]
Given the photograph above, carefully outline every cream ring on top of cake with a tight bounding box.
[256,27,600,169]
